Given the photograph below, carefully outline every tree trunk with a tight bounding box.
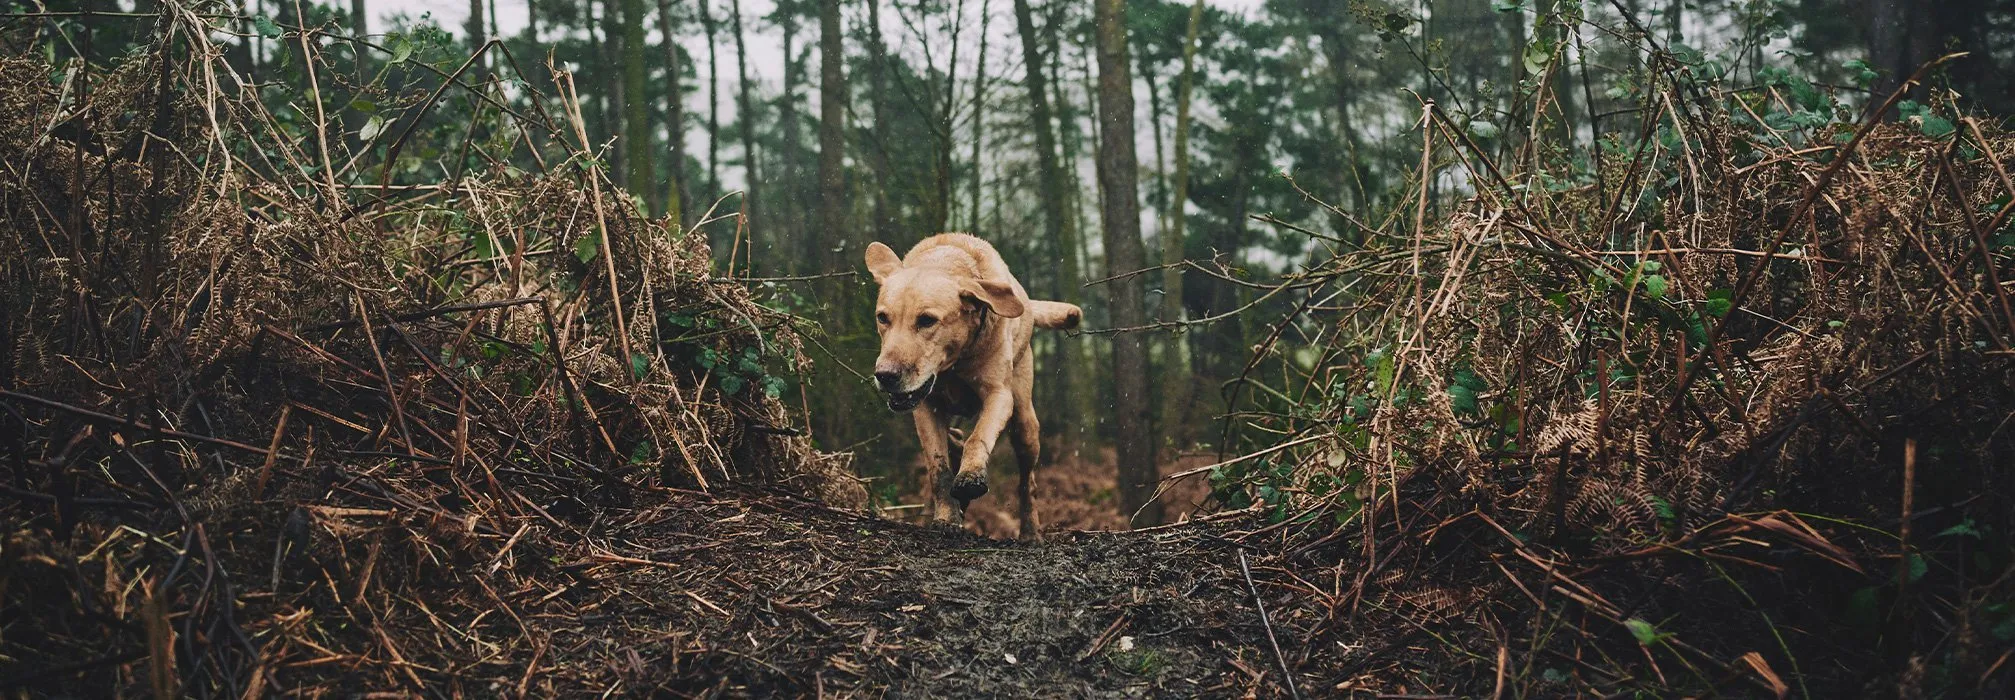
[623,0,653,205]
[700,0,721,200]
[867,0,894,240]
[817,0,847,273]
[780,13,804,271]
[815,0,851,445]
[1141,59,1166,228]
[1011,0,1090,453]
[930,0,965,235]
[967,0,993,232]
[1866,0,1936,108]
[1162,0,1202,457]
[466,0,486,79]
[730,0,760,253]
[656,0,689,227]
[349,0,369,141]
[1092,0,1159,527]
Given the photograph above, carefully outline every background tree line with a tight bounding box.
[16,0,2014,521]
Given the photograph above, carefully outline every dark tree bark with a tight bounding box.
[967,0,993,232]
[730,0,760,252]
[1092,0,1159,526]
[466,0,486,80]
[866,0,894,240]
[348,0,369,141]
[623,0,653,201]
[1161,0,1203,456]
[700,0,721,200]
[656,0,690,226]
[1011,0,1091,450]
[817,0,847,272]
[779,10,805,271]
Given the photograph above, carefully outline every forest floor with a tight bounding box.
[439,485,1343,698]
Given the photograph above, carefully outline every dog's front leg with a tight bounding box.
[949,389,1013,505]
[912,406,959,525]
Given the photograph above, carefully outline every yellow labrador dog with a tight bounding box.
[865,234,1081,540]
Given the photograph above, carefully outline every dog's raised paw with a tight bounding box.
[949,472,988,503]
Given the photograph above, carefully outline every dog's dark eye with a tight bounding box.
[915,314,938,329]
[876,312,891,326]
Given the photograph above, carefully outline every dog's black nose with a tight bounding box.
[874,370,901,389]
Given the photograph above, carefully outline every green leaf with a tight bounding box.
[1491,0,1523,11]
[1642,275,1668,300]
[630,353,650,380]
[1843,59,1878,88]
[254,16,283,39]
[1467,120,1501,141]
[359,115,386,142]
[1624,618,1669,646]
[1845,586,1881,628]
[1382,12,1412,32]
[573,235,601,263]
[389,34,415,64]
[1917,115,1955,139]
[1936,519,1983,539]
[1448,383,1480,416]
[1906,553,1929,583]
[1523,41,1553,76]
[1704,289,1734,318]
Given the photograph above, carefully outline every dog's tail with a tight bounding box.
[1028,300,1082,330]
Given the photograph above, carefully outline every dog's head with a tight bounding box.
[864,241,1024,412]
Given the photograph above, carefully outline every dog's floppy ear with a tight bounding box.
[864,242,902,283]
[961,278,1026,318]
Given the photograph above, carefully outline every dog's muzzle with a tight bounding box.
[882,374,937,413]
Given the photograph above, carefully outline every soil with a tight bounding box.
[909,446,1219,538]
[441,487,1321,698]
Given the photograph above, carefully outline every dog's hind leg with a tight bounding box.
[1008,354,1043,541]
[1009,398,1042,542]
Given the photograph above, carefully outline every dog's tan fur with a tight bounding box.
[865,234,1081,540]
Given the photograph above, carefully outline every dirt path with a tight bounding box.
[444,489,1321,697]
